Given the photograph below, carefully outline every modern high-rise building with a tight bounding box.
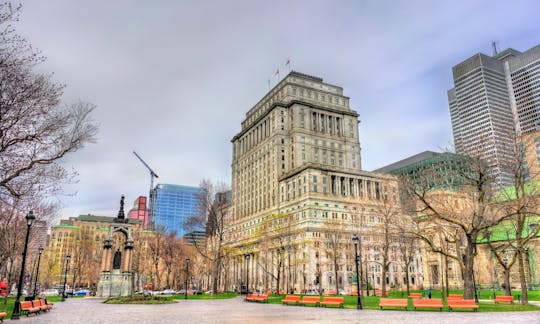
[448,44,540,187]
[153,184,203,237]
[223,71,422,294]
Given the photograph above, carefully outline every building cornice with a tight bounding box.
[231,99,359,142]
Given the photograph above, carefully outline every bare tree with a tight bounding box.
[255,213,295,294]
[401,152,510,300]
[494,135,540,304]
[321,217,347,294]
[1,3,98,203]
[147,228,164,290]
[184,179,230,293]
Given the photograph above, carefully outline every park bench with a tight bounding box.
[412,298,443,311]
[20,300,40,316]
[298,296,320,306]
[408,293,422,299]
[281,295,301,305]
[447,294,463,300]
[379,298,408,310]
[377,290,390,297]
[447,299,478,312]
[326,290,337,295]
[0,311,6,322]
[495,295,514,304]
[245,294,268,303]
[320,296,344,308]
[33,299,48,312]
[43,298,54,310]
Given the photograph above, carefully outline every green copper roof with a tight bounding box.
[478,217,540,243]
[496,180,540,202]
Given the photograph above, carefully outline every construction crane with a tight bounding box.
[133,151,159,229]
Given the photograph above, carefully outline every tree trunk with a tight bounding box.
[381,264,387,297]
[405,266,410,296]
[334,259,339,294]
[276,259,282,294]
[517,250,529,304]
[462,237,476,300]
[503,268,511,296]
[212,255,221,293]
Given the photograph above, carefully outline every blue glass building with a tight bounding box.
[153,184,204,237]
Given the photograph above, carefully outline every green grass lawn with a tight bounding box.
[1,295,62,319]
[170,292,238,300]
[265,292,540,312]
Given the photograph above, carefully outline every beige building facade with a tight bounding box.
[223,72,423,294]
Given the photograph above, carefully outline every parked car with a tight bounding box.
[160,289,176,295]
[42,289,60,296]
[73,289,91,296]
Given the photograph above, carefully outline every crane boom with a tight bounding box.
[133,151,159,179]
[133,151,159,229]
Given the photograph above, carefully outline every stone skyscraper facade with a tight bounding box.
[224,72,422,294]
[448,44,540,187]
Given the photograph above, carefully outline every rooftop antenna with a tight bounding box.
[133,151,159,229]
[492,41,499,56]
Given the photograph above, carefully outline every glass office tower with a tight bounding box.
[153,184,203,236]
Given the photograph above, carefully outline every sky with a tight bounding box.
[13,0,540,222]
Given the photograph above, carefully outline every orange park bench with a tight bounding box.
[20,300,40,316]
[42,298,53,310]
[448,299,479,312]
[245,294,268,303]
[408,293,422,299]
[447,294,463,300]
[320,296,344,308]
[379,298,408,310]
[412,298,443,311]
[33,299,48,312]
[495,295,514,304]
[298,296,320,307]
[0,311,6,322]
[281,295,301,305]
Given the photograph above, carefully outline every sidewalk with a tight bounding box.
[13,296,540,324]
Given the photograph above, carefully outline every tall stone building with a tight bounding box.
[448,44,540,188]
[224,72,422,294]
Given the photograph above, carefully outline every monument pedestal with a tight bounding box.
[97,270,132,297]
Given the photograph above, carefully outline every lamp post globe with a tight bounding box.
[12,211,35,320]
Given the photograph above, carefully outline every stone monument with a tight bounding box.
[96,195,135,297]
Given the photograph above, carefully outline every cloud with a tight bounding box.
[14,0,540,220]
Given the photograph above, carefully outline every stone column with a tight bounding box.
[101,239,113,272]
[123,240,134,273]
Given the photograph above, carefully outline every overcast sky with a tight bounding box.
[14,0,540,222]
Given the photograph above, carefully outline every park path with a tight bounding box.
[12,296,540,324]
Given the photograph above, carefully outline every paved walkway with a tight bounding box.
[12,297,540,324]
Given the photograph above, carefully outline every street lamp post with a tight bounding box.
[11,211,35,320]
[244,253,251,294]
[71,267,78,297]
[185,257,190,300]
[352,234,363,310]
[61,253,71,301]
[32,246,43,299]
